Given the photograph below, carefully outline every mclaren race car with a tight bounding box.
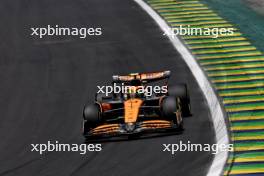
[83,71,191,140]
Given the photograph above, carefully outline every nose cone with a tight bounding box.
[125,123,135,132]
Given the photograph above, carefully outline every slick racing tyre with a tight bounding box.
[161,97,182,128]
[168,84,191,117]
[83,104,102,129]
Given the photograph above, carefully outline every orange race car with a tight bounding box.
[82,71,191,140]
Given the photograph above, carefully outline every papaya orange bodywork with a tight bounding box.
[124,98,143,123]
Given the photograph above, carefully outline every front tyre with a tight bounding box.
[83,104,102,132]
[161,97,183,128]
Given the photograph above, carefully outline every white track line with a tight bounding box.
[133,0,229,175]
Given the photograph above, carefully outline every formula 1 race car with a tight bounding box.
[82,71,191,140]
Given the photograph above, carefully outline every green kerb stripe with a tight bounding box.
[146,0,264,174]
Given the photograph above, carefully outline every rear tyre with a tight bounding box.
[168,84,191,117]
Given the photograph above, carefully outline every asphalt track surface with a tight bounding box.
[0,0,215,175]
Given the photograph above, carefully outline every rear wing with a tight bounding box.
[112,70,171,83]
